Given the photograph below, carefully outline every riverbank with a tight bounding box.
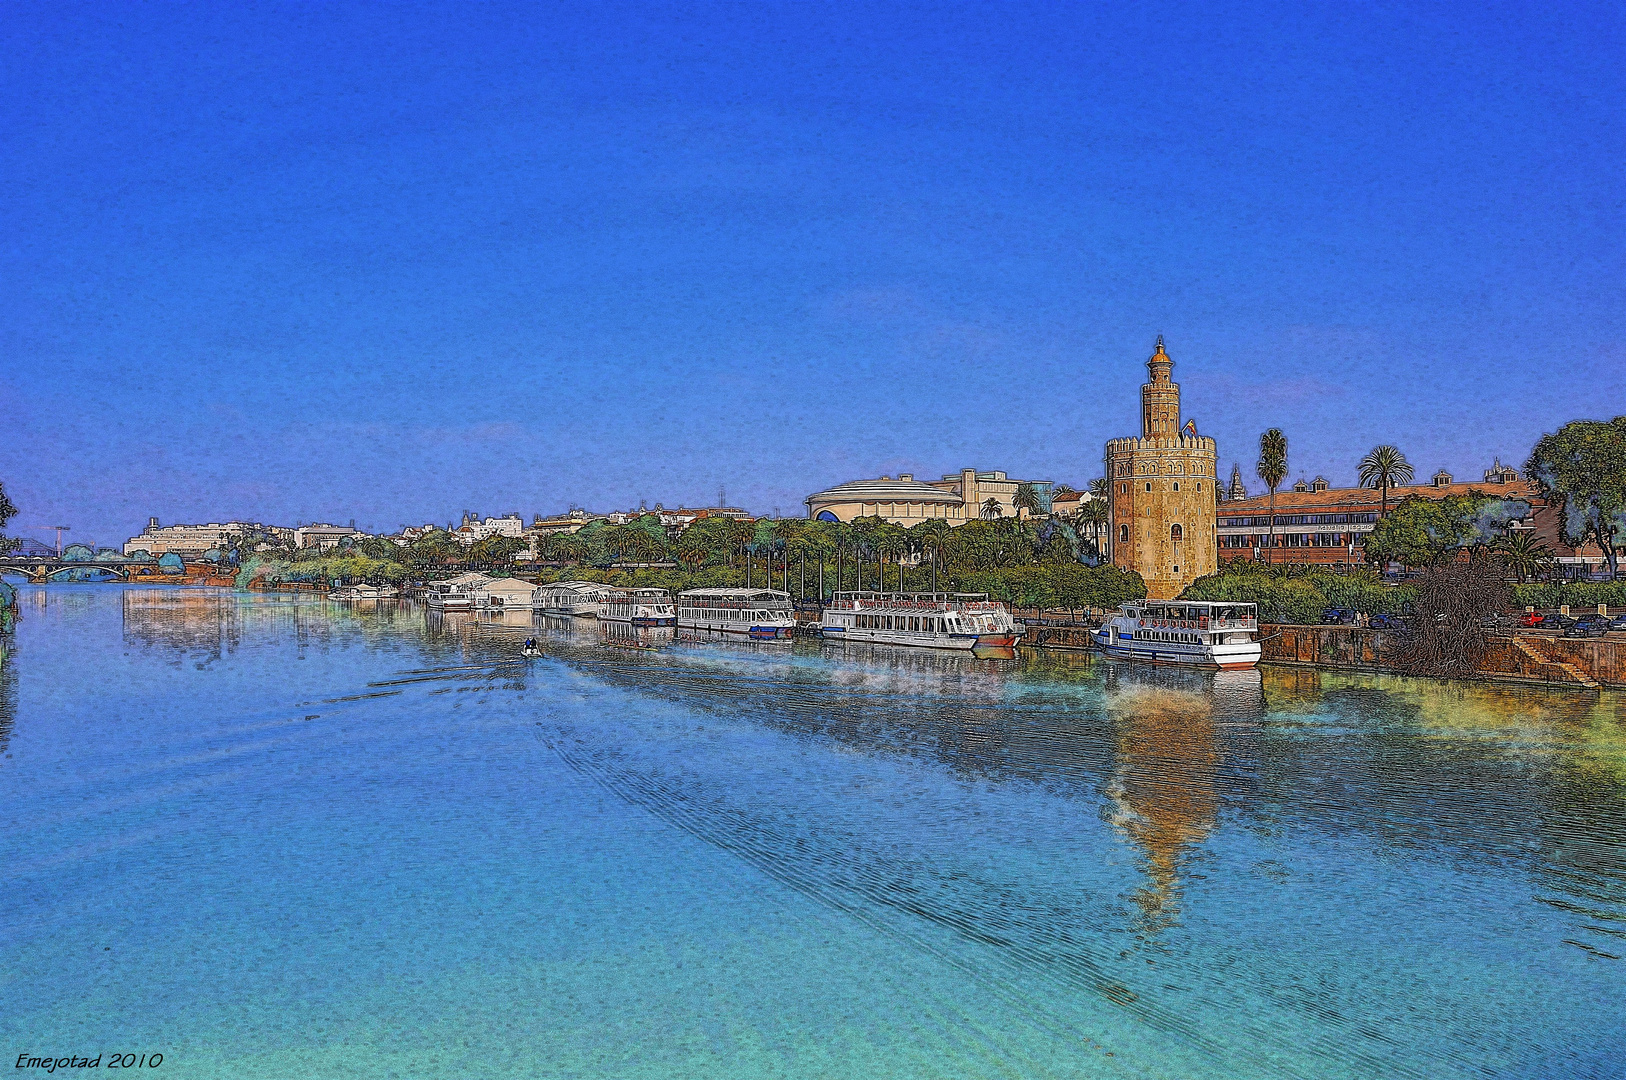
[1259,624,1622,690]
[1012,617,1624,691]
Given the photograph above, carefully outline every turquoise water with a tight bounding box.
[2,584,1623,1078]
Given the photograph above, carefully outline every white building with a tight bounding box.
[293,523,361,549]
[123,518,293,557]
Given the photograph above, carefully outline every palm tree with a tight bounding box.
[913,519,952,593]
[981,497,1003,520]
[725,517,754,572]
[1357,444,1415,519]
[876,521,908,592]
[1257,428,1287,563]
[1012,483,1041,520]
[1496,529,1553,583]
[1079,497,1109,559]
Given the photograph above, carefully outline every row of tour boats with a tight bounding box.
[345,573,1262,667]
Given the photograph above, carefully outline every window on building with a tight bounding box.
[1171,524,1183,541]
[1173,482,1180,491]
[1120,524,1130,543]
[1145,482,1152,492]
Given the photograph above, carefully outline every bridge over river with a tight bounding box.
[0,556,205,583]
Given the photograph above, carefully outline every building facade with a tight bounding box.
[804,469,1053,526]
[123,518,293,557]
[293,523,360,549]
[1104,338,1219,600]
[1216,462,1607,572]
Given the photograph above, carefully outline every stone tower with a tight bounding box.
[1104,337,1219,600]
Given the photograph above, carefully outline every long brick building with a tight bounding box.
[1216,460,1607,573]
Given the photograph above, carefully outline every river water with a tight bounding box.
[1,584,1622,1078]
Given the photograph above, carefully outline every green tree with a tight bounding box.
[876,520,908,591]
[0,481,19,556]
[1256,429,1287,562]
[1078,495,1109,556]
[911,519,952,592]
[405,529,464,567]
[1363,492,1527,569]
[980,497,1003,520]
[469,534,527,567]
[552,534,588,566]
[1358,444,1415,518]
[1495,529,1553,583]
[1012,482,1041,520]
[1526,416,1626,579]
[352,534,404,561]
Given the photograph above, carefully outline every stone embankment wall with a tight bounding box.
[1259,624,1624,690]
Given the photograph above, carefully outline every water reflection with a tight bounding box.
[1103,668,1220,929]
[0,652,14,757]
[100,586,1626,976]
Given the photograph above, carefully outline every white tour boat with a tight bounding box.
[676,588,796,639]
[536,580,614,617]
[471,577,543,611]
[1093,600,1261,669]
[423,572,494,610]
[598,587,677,626]
[328,583,400,601]
[820,592,1020,650]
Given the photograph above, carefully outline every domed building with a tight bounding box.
[804,469,1053,525]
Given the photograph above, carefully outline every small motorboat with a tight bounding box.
[521,637,542,657]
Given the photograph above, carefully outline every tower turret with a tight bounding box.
[1141,335,1181,439]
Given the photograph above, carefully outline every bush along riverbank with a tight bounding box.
[1181,561,1626,625]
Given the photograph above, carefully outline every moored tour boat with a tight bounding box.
[820,592,1019,650]
[676,588,795,639]
[598,587,676,626]
[423,572,495,611]
[536,581,614,618]
[328,583,400,601]
[1092,600,1261,669]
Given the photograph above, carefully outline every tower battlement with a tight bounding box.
[1103,338,1219,600]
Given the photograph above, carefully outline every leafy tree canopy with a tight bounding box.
[1364,492,1530,568]
[1525,416,1626,578]
[0,481,17,555]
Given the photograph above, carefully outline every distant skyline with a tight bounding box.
[3,2,1623,547]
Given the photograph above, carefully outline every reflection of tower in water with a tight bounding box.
[1103,665,1260,930]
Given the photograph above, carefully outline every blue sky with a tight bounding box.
[3,2,1622,546]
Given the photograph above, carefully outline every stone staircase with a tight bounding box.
[1508,636,1600,688]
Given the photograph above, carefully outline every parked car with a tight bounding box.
[1609,614,1626,632]
[1538,614,1576,631]
[1369,612,1407,631]
[1563,617,1609,639]
[1517,611,1545,628]
[1321,607,1358,625]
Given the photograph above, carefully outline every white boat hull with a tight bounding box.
[1092,628,1260,669]
[678,618,795,639]
[820,625,1017,650]
[538,604,599,618]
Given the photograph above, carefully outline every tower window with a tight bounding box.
[1173,482,1180,491]
[1120,524,1130,543]
[1171,524,1183,541]
[1145,482,1151,492]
